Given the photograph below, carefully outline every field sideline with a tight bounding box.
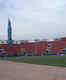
[0,55,66,67]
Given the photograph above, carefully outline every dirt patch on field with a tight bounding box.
[0,60,66,80]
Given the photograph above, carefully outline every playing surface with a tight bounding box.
[3,55,66,67]
[0,60,66,80]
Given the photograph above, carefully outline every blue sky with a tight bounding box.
[0,0,66,40]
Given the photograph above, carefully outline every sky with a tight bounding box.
[0,0,66,40]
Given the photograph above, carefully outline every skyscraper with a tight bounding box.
[8,18,12,45]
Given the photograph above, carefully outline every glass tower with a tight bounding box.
[8,18,12,45]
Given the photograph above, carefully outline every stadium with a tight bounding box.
[0,18,66,57]
[0,0,66,80]
[0,37,66,57]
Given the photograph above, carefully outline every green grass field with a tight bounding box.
[0,55,66,67]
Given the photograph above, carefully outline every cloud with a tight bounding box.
[0,0,66,40]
